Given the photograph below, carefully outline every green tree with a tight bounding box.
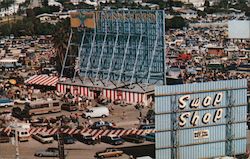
[0,0,15,36]
[246,11,250,17]
[42,0,49,7]
[197,10,206,17]
[165,16,187,30]
[204,0,210,7]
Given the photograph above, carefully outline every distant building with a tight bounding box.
[172,7,198,19]
[173,0,205,7]
[53,12,70,19]
[36,13,59,25]
[70,0,111,6]
[140,3,160,10]
[48,0,63,9]
[0,4,19,17]
[207,45,225,57]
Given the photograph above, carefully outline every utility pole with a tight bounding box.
[57,118,65,159]
[57,132,65,159]
[15,128,19,159]
[12,123,20,159]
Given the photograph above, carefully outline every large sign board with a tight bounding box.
[71,9,166,85]
[155,80,247,159]
[228,20,250,39]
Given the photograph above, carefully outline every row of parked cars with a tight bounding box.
[35,147,153,159]
[32,132,155,158]
[34,147,124,158]
[32,131,155,146]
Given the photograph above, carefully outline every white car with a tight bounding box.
[32,132,54,144]
[82,106,109,119]
[0,98,14,107]
[14,98,30,105]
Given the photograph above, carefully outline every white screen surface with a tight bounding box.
[228,20,250,39]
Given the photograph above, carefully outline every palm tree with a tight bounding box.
[52,20,70,72]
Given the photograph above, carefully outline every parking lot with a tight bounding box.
[0,102,154,159]
[1,100,150,128]
[0,133,154,159]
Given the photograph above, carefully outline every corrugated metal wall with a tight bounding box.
[155,79,247,159]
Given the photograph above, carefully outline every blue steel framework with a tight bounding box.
[61,10,166,88]
[155,80,247,159]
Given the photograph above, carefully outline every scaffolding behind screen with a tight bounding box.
[62,9,166,87]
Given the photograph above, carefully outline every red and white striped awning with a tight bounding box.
[25,75,59,87]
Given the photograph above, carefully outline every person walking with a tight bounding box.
[121,111,126,120]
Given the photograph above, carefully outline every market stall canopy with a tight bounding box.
[25,75,59,87]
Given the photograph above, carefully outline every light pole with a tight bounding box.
[11,123,21,159]
[57,118,65,159]
[14,127,19,159]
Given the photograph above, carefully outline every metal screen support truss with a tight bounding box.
[60,29,73,79]
[106,21,119,84]
[146,34,159,88]
[83,31,96,80]
[171,95,179,159]
[73,29,86,82]
[118,24,131,84]
[95,22,108,84]
[129,24,143,86]
[225,90,234,156]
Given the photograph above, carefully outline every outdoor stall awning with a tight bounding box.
[25,75,59,87]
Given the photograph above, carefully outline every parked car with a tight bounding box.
[136,156,153,159]
[34,148,68,157]
[14,98,30,105]
[53,133,76,144]
[143,133,155,142]
[101,135,124,145]
[61,102,78,111]
[95,148,123,158]
[82,106,109,119]
[12,107,29,120]
[121,134,145,143]
[0,98,14,107]
[90,121,114,129]
[0,132,9,143]
[74,133,98,145]
[138,124,155,130]
[30,118,49,127]
[32,132,54,144]
[90,121,124,130]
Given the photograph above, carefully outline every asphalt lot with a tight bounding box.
[0,104,153,159]
[0,102,149,129]
[1,130,250,159]
[0,137,155,159]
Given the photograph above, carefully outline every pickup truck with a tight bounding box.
[74,133,98,145]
